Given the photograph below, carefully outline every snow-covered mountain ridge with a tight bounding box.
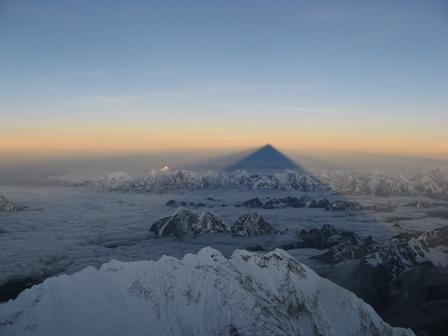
[364,226,448,278]
[315,225,448,279]
[150,208,231,238]
[0,247,414,336]
[0,195,21,212]
[49,167,448,196]
[150,208,277,238]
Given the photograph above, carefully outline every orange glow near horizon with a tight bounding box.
[2,0,447,164]
[1,124,447,159]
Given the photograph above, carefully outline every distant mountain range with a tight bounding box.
[49,166,448,196]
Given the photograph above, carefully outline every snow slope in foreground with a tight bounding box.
[0,248,414,336]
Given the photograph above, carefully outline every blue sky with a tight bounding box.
[1,0,447,156]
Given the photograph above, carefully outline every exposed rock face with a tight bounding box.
[0,248,414,336]
[280,196,310,208]
[0,195,20,212]
[151,209,280,238]
[315,236,379,264]
[311,198,331,208]
[241,197,264,208]
[363,227,448,279]
[326,199,363,211]
[381,264,448,336]
[150,208,199,238]
[239,196,362,211]
[166,200,205,208]
[314,227,448,277]
[165,199,179,207]
[404,200,433,208]
[320,227,448,336]
[231,212,277,237]
[150,208,229,238]
[296,224,361,249]
[193,210,230,233]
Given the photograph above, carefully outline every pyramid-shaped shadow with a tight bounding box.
[185,144,305,172]
[226,144,304,171]
[183,144,405,323]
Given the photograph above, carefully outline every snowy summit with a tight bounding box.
[0,247,414,336]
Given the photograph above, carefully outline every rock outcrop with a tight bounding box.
[240,196,362,211]
[150,208,229,238]
[296,224,361,249]
[0,195,20,212]
[231,212,277,237]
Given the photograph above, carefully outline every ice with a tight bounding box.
[0,247,414,336]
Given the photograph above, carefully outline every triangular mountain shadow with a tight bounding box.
[183,149,252,171]
[227,144,303,171]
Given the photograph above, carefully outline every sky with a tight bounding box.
[1,0,447,159]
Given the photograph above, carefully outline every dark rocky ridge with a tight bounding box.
[166,200,206,208]
[151,209,276,238]
[315,236,379,264]
[231,211,277,237]
[240,196,362,211]
[0,195,23,212]
[316,226,448,336]
[150,208,230,238]
[312,226,448,278]
[280,224,370,250]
